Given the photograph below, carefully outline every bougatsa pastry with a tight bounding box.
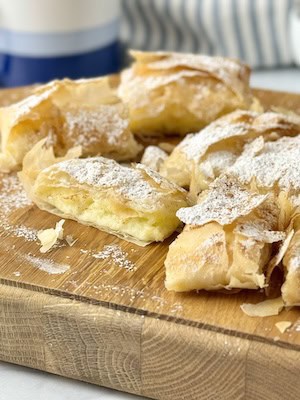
[165,176,285,291]
[165,134,300,297]
[0,77,141,172]
[160,110,300,190]
[19,141,187,246]
[118,50,259,137]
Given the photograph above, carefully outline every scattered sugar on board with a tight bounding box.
[0,174,32,213]
[91,244,136,272]
[24,254,70,275]
[0,174,37,241]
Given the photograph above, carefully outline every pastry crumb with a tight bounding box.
[65,234,77,247]
[37,219,65,253]
[275,321,292,334]
[240,297,284,317]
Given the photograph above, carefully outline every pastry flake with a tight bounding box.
[37,219,65,253]
[275,321,292,333]
[240,297,284,317]
[118,50,256,136]
[0,77,141,172]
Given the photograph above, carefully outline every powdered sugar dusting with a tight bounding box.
[24,254,70,274]
[240,238,257,250]
[52,157,183,210]
[289,256,300,273]
[179,121,251,161]
[91,244,136,272]
[229,135,300,191]
[64,104,128,147]
[200,151,238,179]
[0,174,37,241]
[234,222,286,243]
[175,110,300,165]
[2,223,38,241]
[0,174,32,213]
[242,136,265,157]
[141,146,168,171]
[55,157,157,200]
[177,176,268,226]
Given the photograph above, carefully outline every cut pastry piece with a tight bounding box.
[118,50,258,136]
[20,143,187,246]
[0,77,141,172]
[140,145,168,171]
[160,110,300,190]
[165,176,284,291]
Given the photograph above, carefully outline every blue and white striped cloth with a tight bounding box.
[121,0,295,68]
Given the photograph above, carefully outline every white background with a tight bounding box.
[0,68,300,400]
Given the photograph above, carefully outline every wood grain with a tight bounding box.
[0,87,299,399]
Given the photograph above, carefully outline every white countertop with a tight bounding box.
[1,68,299,400]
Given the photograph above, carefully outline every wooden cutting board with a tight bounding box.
[0,87,299,400]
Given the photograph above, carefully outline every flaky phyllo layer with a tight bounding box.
[19,140,187,246]
[0,77,141,172]
[118,50,260,136]
[165,130,300,306]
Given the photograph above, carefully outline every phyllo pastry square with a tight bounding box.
[0,77,141,172]
[19,141,188,246]
[118,50,259,137]
[165,176,284,292]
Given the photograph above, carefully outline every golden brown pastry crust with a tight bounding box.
[0,77,141,172]
[118,50,258,136]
